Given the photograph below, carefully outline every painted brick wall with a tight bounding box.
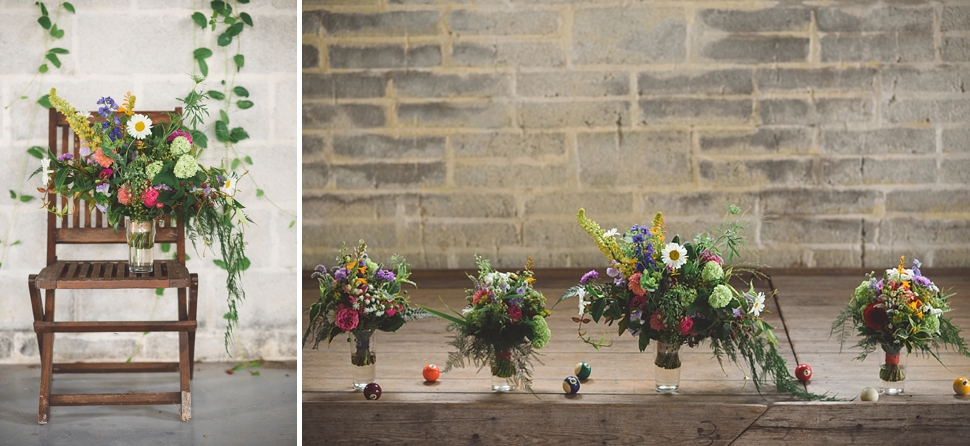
[302,1,970,271]
[0,2,298,364]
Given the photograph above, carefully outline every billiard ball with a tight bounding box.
[563,376,580,395]
[363,383,382,400]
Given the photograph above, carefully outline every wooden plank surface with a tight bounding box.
[303,268,970,444]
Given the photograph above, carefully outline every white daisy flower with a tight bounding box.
[577,287,588,317]
[749,292,766,317]
[661,242,688,270]
[603,228,619,238]
[223,172,239,195]
[40,157,53,186]
[126,114,153,140]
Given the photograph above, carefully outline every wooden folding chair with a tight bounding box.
[28,107,199,424]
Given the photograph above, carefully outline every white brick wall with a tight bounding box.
[0,2,298,363]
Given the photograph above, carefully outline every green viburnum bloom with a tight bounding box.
[144,161,162,180]
[709,284,733,309]
[174,154,198,179]
[924,315,940,334]
[531,315,550,349]
[170,136,192,156]
[702,261,724,282]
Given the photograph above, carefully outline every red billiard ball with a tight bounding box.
[423,364,440,382]
[795,364,812,383]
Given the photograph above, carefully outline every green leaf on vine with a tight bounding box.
[20,195,35,203]
[37,95,52,108]
[38,2,49,16]
[9,190,16,199]
[231,158,240,170]
[45,53,61,68]
[211,1,231,16]
[193,47,213,59]
[236,100,253,110]
[50,24,64,39]
[38,64,48,73]
[244,156,253,165]
[197,59,209,76]
[239,0,250,4]
[11,240,21,246]
[37,16,51,30]
[229,127,249,143]
[226,22,244,37]
[27,146,46,158]
[160,243,171,253]
[49,47,68,54]
[240,12,253,27]
[155,288,165,296]
[217,33,232,47]
[233,54,245,70]
[233,86,249,97]
[256,189,264,197]
[215,121,230,142]
[240,257,251,271]
[62,2,75,13]
[219,109,230,125]
[208,90,225,100]
[190,130,208,149]
[191,12,207,28]
[289,220,295,228]
[213,259,227,270]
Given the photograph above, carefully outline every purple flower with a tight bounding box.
[154,184,173,191]
[57,153,73,162]
[733,308,742,318]
[509,297,523,307]
[632,234,645,244]
[607,267,620,278]
[912,259,923,277]
[314,264,327,274]
[913,275,933,288]
[203,186,213,195]
[516,286,526,295]
[95,203,107,213]
[613,277,626,287]
[375,269,396,282]
[95,183,110,196]
[333,267,349,281]
[579,270,599,285]
[79,143,92,157]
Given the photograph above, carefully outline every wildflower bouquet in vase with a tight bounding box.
[36,78,250,350]
[303,241,428,389]
[560,206,825,399]
[832,258,970,395]
[423,257,552,392]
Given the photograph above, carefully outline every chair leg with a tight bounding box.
[188,275,199,380]
[38,288,56,424]
[27,276,44,360]
[179,331,191,421]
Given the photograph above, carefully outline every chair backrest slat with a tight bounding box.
[47,107,186,266]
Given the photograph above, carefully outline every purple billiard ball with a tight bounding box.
[563,376,580,395]
[363,383,382,400]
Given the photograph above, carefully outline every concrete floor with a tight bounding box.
[0,362,297,446]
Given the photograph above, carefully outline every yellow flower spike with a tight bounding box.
[577,208,635,276]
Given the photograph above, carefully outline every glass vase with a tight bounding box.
[350,330,376,390]
[879,344,906,395]
[490,350,516,392]
[126,217,155,273]
[655,341,682,393]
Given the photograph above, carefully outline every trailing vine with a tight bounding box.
[0,1,74,270]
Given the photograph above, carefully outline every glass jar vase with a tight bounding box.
[655,341,682,393]
[126,217,156,273]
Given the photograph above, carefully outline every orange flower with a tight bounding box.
[92,149,114,168]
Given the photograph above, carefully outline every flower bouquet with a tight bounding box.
[303,241,427,389]
[423,257,551,392]
[36,78,249,350]
[831,258,970,394]
[560,206,825,399]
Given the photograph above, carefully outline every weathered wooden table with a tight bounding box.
[303,269,970,445]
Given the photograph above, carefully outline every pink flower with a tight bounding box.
[117,185,133,205]
[335,307,359,331]
[649,311,665,331]
[628,272,645,296]
[99,168,114,179]
[472,289,491,305]
[142,187,159,208]
[699,249,722,265]
[166,129,193,144]
[507,305,522,322]
[677,317,694,336]
[630,294,646,310]
[385,305,398,317]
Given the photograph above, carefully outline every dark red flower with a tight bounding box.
[863,303,889,331]
[630,294,646,310]
[507,305,522,322]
